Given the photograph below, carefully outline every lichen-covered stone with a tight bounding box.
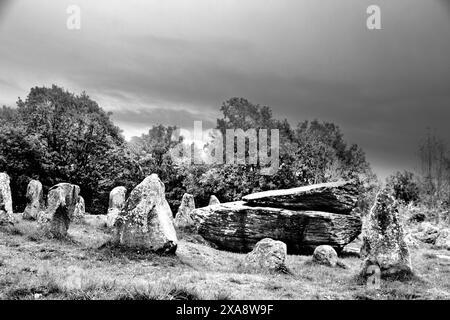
[208,195,220,206]
[115,174,177,254]
[22,180,44,220]
[191,201,361,253]
[360,189,412,279]
[242,180,358,214]
[0,172,14,224]
[107,186,127,228]
[40,183,80,238]
[243,238,287,272]
[174,193,195,229]
[313,245,338,267]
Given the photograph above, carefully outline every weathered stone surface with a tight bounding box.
[414,222,440,244]
[208,195,220,206]
[243,238,287,272]
[404,233,420,249]
[22,180,44,220]
[106,186,127,228]
[40,183,80,238]
[115,174,177,253]
[313,245,338,267]
[435,228,450,250]
[242,180,358,214]
[191,201,361,253]
[174,193,195,229]
[360,189,412,279]
[73,196,85,220]
[0,173,13,224]
[83,214,108,228]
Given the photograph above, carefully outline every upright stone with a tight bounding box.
[0,172,13,224]
[115,174,177,253]
[40,183,80,238]
[73,196,85,220]
[360,189,412,279]
[174,193,195,229]
[208,195,220,206]
[107,186,127,228]
[23,180,44,220]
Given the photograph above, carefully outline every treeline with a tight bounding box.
[387,130,450,214]
[0,85,377,215]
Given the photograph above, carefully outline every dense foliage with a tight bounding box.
[0,86,378,214]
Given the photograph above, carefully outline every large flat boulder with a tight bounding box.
[191,201,361,253]
[114,174,177,254]
[242,180,358,214]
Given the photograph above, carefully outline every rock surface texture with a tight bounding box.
[22,180,44,220]
[243,238,287,272]
[192,200,361,253]
[174,193,196,229]
[360,189,412,279]
[313,245,338,267]
[208,195,220,206]
[0,172,13,224]
[73,196,85,220]
[41,183,80,238]
[242,180,358,214]
[107,186,127,228]
[114,174,177,254]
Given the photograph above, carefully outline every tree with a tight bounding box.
[0,85,139,214]
[386,171,420,204]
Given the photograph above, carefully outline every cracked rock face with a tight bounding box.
[174,193,196,229]
[0,173,13,224]
[242,180,359,214]
[191,201,361,254]
[360,189,412,279]
[22,180,44,220]
[40,183,80,238]
[244,238,287,272]
[115,174,177,254]
[107,186,127,228]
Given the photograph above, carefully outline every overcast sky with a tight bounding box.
[0,0,449,180]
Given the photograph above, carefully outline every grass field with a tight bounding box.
[1,218,449,300]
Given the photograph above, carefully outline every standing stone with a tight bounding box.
[115,174,177,254]
[107,186,127,228]
[0,173,13,224]
[174,193,195,229]
[73,196,85,220]
[313,245,338,267]
[243,238,287,272]
[360,189,412,279]
[40,183,80,238]
[23,180,44,220]
[208,195,220,206]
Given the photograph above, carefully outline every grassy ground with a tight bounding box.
[0,218,449,300]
